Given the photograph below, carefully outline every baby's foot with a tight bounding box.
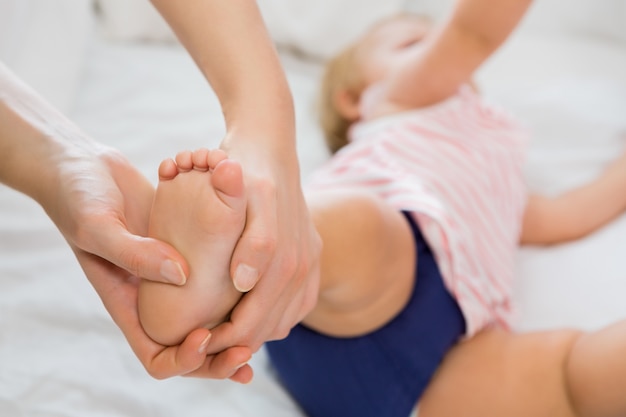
[138,148,246,346]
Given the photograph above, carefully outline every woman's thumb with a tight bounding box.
[94,225,189,285]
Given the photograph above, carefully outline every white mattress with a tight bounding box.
[1,28,626,416]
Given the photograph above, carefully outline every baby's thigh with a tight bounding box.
[417,327,581,417]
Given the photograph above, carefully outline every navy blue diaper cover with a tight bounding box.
[266,212,466,417]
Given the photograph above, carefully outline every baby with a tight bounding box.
[138,14,626,417]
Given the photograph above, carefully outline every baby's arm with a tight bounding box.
[520,151,626,245]
[382,0,532,113]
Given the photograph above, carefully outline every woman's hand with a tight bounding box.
[2,63,250,380]
[207,133,322,361]
[44,146,253,380]
[149,0,321,375]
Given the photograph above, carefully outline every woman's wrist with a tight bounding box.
[221,97,298,164]
[0,65,104,208]
[28,132,100,215]
[1,101,63,202]
[1,106,104,218]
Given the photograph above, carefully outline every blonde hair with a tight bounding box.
[317,44,364,154]
[318,13,432,154]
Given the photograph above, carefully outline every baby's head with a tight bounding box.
[319,13,432,153]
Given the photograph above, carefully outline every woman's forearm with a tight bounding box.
[150,0,295,147]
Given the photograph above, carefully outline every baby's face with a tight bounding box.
[355,15,431,87]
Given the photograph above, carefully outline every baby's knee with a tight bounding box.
[564,324,626,417]
[562,330,595,417]
[307,189,393,229]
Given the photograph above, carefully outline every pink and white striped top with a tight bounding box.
[308,87,528,336]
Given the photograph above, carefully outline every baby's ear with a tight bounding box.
[333,89,361,121]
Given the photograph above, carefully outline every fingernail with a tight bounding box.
[198,333,212,354]
[234,264,258,292]
[229,361,249,377]
[160,260,187,285]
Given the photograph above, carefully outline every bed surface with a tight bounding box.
[1,6,626,416]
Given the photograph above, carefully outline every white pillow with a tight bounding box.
[404,0,626,44]
[403,0,455,21]
[257,0,406,59]
[94,0,406,59]
[522,0,626,43]
[0,0,95,114]
[95,0,176,42]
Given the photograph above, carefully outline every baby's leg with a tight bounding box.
[417,322,626,417]
[566,320,626,416]
[138,149,246,346]
[301,189,417,337]
[418,327,582,417]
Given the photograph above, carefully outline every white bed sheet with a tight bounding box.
[1,29,626,416]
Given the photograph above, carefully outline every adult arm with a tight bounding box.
[151,0,322,375]
[0,62,252,380]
